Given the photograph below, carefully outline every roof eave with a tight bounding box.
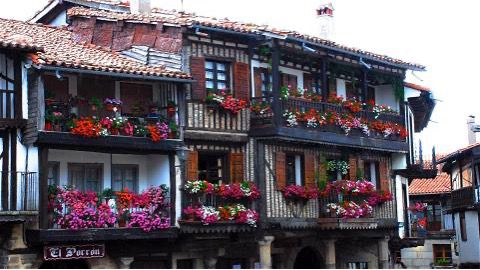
[34,64,194,83]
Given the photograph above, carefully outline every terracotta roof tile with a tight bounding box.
[437,142,480,164]
[0,18,190,80]
[66,6,425,70]
[409,173,451,195]
[404,82,431,92]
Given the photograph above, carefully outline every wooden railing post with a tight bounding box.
[38,147,49,229]
[271,39,281,128]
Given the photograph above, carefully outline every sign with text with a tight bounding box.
[44,244,105,261]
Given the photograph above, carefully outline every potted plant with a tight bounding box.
[102,188,114,204]
[167,100,176,117]
[118,210,130,228]
[45,90,56,106]
[131,101,145,117]
[46,112,63,131]
[103,98,122,112]
[89,97,102,111]
[168,120,178,139]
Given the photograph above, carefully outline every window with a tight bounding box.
[281,73,298,89]
[68,164,103,192]
[347,262,368,269]
[326,158,346,181]
[198,152,227,184]
[426,203,442,231]
[460,211,467,241]
[47,162,59,186]
[112,165,138,193]
[433,244,452,265]
[346,81,361,100]
[286,154,304,186]
[205,61,230,92]
[260,69,272,96]
[364,161,380,187]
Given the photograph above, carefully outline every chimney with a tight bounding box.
[130,0,151,14]
[316,2,335,40]
[467,115,477,144]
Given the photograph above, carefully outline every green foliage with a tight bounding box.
[435,258,450,266]
[356,167,364,180]
[89,97,103,108]
[102,188,114,198]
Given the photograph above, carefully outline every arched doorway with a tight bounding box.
[39,259,89,269]
[293,247,324,269]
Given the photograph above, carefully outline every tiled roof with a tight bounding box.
[0,35,44,52]
[0,18,190,80]
[66,6,426,70]
[409,173,451,195]
[404,82,431,92]
[437,142,480,164]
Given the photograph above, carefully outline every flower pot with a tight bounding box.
[91,105,98,111]
[167,106,176,117]
[44,121,52,131]
[118,219,126,228]
[168,131,176,139]
[45,98,55,106]
[54,124,62,132]
[110,128,119,135]
[105,104,115,111]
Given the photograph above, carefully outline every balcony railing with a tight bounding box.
[317,190,396,229]
[186,101,250,133]
[0,171,37,212]
[251,97,405,142]
[451,186,478,209]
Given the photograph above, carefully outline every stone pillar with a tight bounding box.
[323,239,336,269]
[117,257,134,269]
[258,236,275,269]
[378,238,389,269]
[204,257,217,269]
[193,258,204,269]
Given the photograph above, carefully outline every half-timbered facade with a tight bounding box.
[0,0,437,268]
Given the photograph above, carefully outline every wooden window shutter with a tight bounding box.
[304,153,316,188]
[328,77,337,96]
[229,152,244,184]
[303,73,313,91]
[348,157,357,180]
[291,75,298,90]
[233,62,250,100]
[190,56,206,100]
[275,151,286,189]
[186,150,198,180]
[379,160,390,191]
[253,67,263,98]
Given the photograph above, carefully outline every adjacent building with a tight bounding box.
[0,0,436,268]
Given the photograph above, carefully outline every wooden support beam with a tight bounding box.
[362,68,368,102]
[321,58,328,98]
[169,153,176,227]
[14,53,22,120]
[38,147,49,229]
[1,131,9,210]
[271,39,281,128]
[9,129,17,210]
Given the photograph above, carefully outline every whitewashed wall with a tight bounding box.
[454,211,480,264]
[48,149,170,192]
[401,239,459,268]
[375,84,398,111]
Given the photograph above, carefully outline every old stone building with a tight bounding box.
[0,0,436,268]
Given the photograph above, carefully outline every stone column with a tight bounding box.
[204,256,217,269]
[378,238,389,269]
[193,258,204,269]
[323,239,336,269]
[118,257,134,269]
[258,236,275,269]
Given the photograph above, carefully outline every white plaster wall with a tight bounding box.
[49,10,68,26]
[336,78,346,98]
[395,175,406,238]
[454,211,480,264]
[22,62,28,119]
[375,84,399,111]
[48,149,170,192]
[404,87,422,100]
[401,239,458,268]
[391,153,407,170]
[444,213,454,230]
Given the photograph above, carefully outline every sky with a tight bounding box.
[1,0,478,155]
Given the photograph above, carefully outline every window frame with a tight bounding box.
[432,244,452,265]
[47,162,60,186]
[67,163,103,192]
[285,153,304,186]
[111,164,139,193]
[198,151,229,185]
[363,160,380,188]
[205,60,231,93]
[260,69,272,97]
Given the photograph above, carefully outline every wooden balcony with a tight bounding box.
[185,101,249,142]
[0,172,38,222]
[317,191,397,230]
[451,186,479,209]
[250,97,408,152]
